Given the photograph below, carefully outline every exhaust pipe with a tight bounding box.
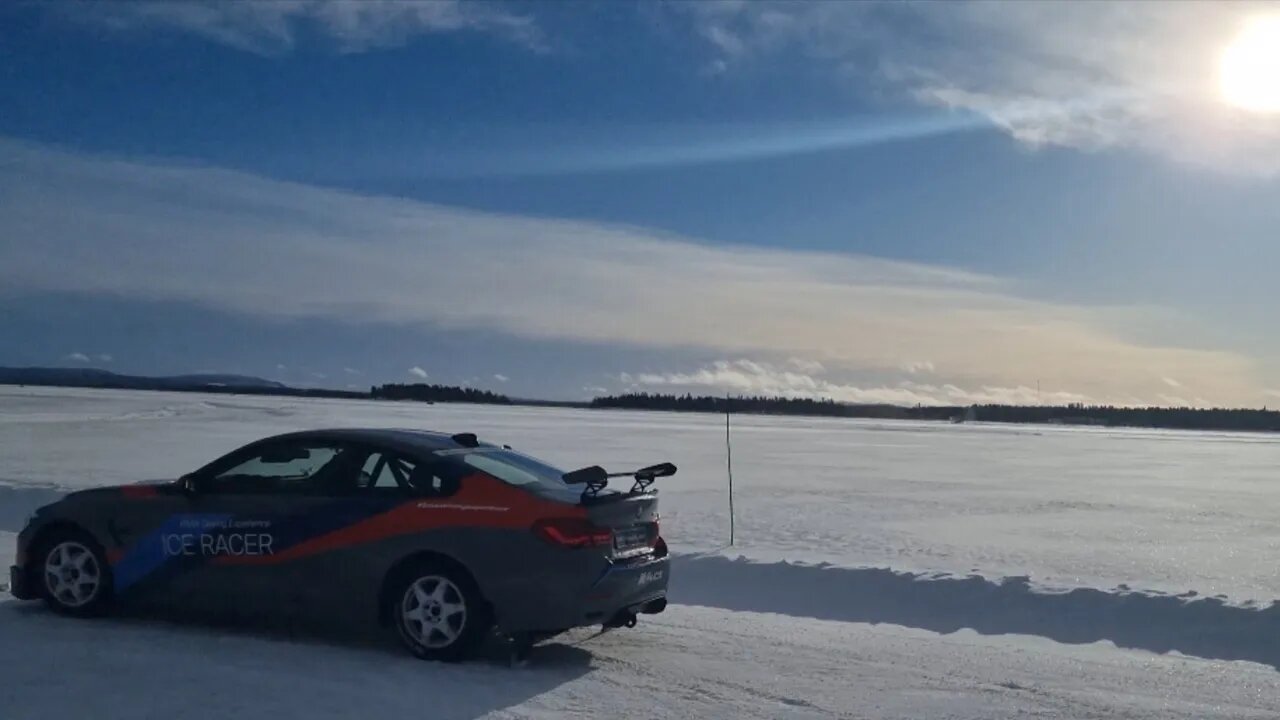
[603,597,667,630]
[640,598,667,615]
[604,611,638,629]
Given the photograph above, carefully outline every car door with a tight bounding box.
[286,445,420,618]
[286,445,472,621]
[168,438,360,618]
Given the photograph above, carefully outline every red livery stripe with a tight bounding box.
[120,485,159,499]
[214,473,585,566]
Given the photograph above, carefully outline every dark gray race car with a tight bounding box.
[9,429,671,661]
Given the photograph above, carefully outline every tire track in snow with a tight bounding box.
[576,617,851,718]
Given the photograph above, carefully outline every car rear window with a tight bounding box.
[445,449,580,502]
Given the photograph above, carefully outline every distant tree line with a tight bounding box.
[590,393,1280,432]
[199,385,369,400]
[591,393,909,418]
[371,383,512,405]
[968,403,1280,432]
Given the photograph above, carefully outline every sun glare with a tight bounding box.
[1219,16,1280,113]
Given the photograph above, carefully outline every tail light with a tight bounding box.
[532,518,613,549]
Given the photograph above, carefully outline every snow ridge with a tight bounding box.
[673,554,1280,668]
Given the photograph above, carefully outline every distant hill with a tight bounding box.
[0,366,286,391]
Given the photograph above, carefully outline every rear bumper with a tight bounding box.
[495,554,670,633]
[9,565,36,600]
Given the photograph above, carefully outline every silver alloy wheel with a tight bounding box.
[43,541,102,608]
[400,575,468,649]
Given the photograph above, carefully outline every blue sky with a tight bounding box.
[3,1,1280,406]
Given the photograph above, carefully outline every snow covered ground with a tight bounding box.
[4,386,1280,718]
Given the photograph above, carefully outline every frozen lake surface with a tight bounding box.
[4,386,1280,719]
[4,385,1279,601]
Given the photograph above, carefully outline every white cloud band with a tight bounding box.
[0,139,1262,405]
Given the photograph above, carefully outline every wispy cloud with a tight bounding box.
[623,359,1098,407]
[408,366,429,379]
[901,360,935,375]
[678,1,1280,175]
[0,139,1264,405]
[60,351,110,364]
[786,357,824,375]
[431,114,987,177]
[65,0,542,55]
[493,373,510,383]
[343,367,362,376]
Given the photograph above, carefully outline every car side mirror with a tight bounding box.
[178,474,202,495]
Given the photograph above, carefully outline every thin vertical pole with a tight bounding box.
[725,391,735,546]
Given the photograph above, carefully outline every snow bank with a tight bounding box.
[672,553,1280,668]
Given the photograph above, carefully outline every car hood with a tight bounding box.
[63,478,173,499]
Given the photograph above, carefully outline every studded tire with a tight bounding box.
[36,528,114,617]
[387,560,491,662]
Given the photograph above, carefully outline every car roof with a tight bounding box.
[255,428,496,456]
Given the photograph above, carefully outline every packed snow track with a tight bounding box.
[4,550,1280,719]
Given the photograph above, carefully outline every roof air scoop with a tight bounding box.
[451,432,479,448]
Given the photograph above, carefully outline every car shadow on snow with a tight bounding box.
[0,599,596,719]
[672,553,1280,670]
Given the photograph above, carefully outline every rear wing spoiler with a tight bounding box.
[562,462,676,499]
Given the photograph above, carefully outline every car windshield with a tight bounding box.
[444,448,583,502]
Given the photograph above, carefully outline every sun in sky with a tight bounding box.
[1219,16,1280,113]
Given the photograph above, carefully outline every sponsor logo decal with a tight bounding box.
[637,570,664,586]
[416,502,509,512]
[161,516,275,557]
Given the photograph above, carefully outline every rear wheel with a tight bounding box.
[388,561,490,661]
[38,531,113,616]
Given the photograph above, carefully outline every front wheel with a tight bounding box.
[38,532,113,616]
[389,562,490,662]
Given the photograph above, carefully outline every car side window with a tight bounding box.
[358,452,413,493]
[355,450,460,498]
[207,441,346,495]
[410,461,464,498]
